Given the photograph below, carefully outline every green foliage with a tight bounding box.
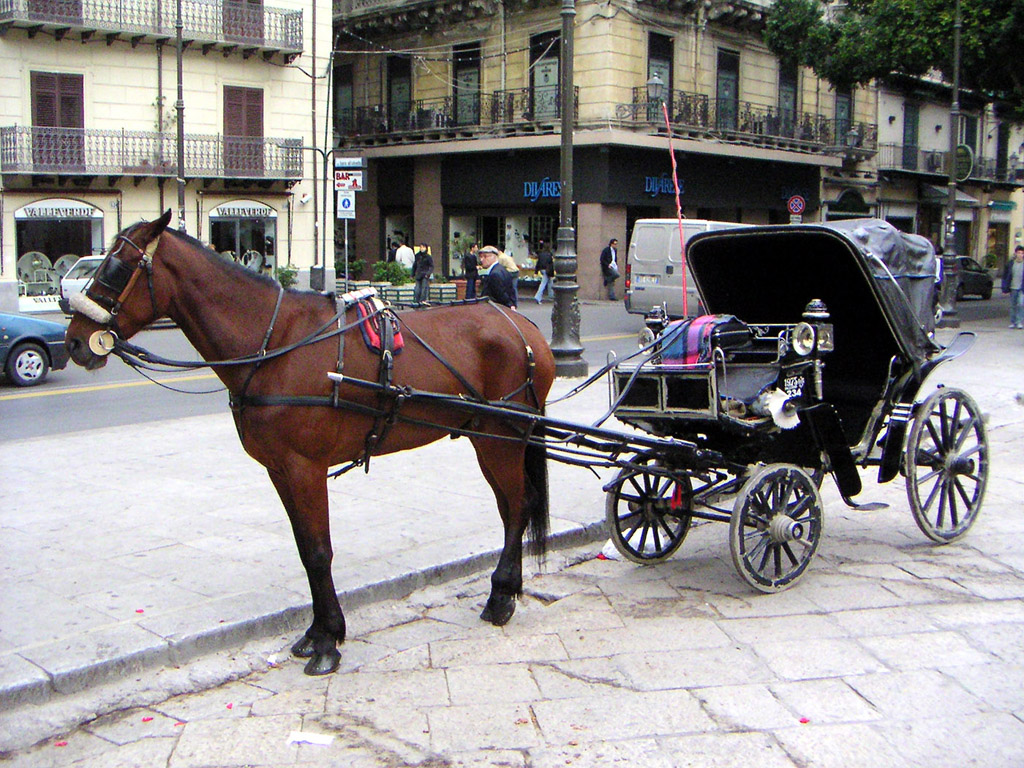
[336,255,365,279]
[372,261,411,285]
[763,0,1024,115]
[274,264,298,289]
[984,253,998,269]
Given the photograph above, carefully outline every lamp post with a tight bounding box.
[299,145,332,291]
[939,0,962,328]
[550,0,588,377]
[174,0,186,231]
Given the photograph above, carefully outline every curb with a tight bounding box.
[0,520,608,712]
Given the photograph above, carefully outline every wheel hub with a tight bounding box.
[768,514,804,543]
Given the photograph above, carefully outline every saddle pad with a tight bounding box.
[661,314,744,365]
[356,297,404,354]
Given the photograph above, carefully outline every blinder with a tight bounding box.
[94,254,137,296]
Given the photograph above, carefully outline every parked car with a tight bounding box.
[0,312,69,386]
[624,219,747,318]
[58,255,104,314]
[954,256,993,300]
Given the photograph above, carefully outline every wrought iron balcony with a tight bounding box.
[0,0,302,60]
[877,143,1023,183]
[338,87,579,146]
[0,125,303,180]
[615,87,877,157]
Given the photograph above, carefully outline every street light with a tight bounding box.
[646,73,665,105]
[938,0,962,328]
[550,0,588,377]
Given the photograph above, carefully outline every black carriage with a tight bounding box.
[605,219,988,591]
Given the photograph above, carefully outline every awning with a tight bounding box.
[15,198,104,219]
[922,184,981,207]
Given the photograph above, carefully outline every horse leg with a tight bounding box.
[473,439,532,626]
[266,465,345,675]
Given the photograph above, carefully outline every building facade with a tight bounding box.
[332,0,877,300]
[0,0,334,312]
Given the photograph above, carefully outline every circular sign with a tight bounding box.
[955,144,974,183]
[787,195,806,215]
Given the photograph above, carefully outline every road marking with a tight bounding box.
[0,373,219,401]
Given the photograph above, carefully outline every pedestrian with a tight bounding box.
[412,242,433,304]
[394,239,415,272]
[1002,244,1024,329]
[386,238,397,263]
[478,245,517,308]
[600,238,620,300]
[496,248,520,305]
[534,239,554,303]
[463,243,479,300]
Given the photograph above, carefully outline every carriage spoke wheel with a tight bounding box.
[729,464,823,592]
[605,454,692,564]
[906,388,988,543]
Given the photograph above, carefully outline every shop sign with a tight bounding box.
[523,178,561,202]
[15,198,102,219]
[644,174,681,197]
[209,201,277,219]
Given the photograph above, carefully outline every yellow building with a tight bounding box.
[0,0,334,312]
[332,0,878,299]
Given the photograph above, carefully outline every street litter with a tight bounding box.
[287,731,334,746]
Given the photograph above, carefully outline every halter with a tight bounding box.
[71,232,161,353]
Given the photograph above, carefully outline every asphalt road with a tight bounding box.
[0,300,643,441]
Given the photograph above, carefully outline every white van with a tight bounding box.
[624,219,746,318]
[58,256,104,315]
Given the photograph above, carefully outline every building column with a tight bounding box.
[413,156,444,270]
[576,202,626,300]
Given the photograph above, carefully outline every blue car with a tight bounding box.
[0,312,70,386]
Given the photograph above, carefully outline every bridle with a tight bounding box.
[70,230,161,354]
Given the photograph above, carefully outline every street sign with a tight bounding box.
[787,195,806,216]
[334,156,365,169]
[337,190,355,219]
[334,170,363,191]
[955,144,974,183]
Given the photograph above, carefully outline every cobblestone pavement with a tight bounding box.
[2,319,1023,766]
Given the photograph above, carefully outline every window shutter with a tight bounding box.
[31,72,58,127]
[58,73,84,129]
[245,88,263,138]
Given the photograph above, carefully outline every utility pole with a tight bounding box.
[175,0,186,231]
[939,0,962,327]
[550,0,588,377]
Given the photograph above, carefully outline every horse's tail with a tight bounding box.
[525,417,550,559]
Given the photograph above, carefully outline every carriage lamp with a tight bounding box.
[801,299,834,352]
[792,322,816,356]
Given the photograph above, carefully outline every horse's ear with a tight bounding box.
[153,209,172,235]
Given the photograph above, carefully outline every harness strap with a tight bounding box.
[397,320,488,403]
[235,286,287,411]
[487,302,541,409]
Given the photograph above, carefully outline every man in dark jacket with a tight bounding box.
[412,243,433,304]
[600,238,620,300]
[533,240,554,303]
[478,245,517,308]
[463,243,479,300]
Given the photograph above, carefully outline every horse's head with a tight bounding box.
[65,210,172,370]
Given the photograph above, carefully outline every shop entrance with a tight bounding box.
[209,200,277,272]
[14,198,104,295]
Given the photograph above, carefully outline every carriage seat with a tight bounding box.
[660,315,752,365]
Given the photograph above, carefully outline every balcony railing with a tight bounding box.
[877,142,1024,183]
[338,87,579,143]
[0,125,303,179]
[616,87,877,154]
[0,0,302,56]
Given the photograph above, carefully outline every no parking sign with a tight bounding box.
[788,195,805,223]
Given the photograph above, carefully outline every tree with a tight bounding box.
[764,0,1024,116]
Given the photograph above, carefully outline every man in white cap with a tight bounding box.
[477,246,517,308]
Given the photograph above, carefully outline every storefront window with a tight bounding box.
[14,198,103,295]
[209,200,277,272]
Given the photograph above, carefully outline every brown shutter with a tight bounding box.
[31,72,58,127]
[58,73,84,128]
[245,88,263,138]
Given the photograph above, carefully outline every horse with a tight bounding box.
[64,210,556,676]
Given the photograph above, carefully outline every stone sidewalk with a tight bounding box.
[1,317,1023,764]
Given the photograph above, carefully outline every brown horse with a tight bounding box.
[65,211,555,675]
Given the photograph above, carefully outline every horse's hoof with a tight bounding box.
[303,649,341,676]
[291,635,316,658]
[480,595,516,626]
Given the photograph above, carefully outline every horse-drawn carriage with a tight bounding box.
[64,212,987,675]
[604,219,987,590]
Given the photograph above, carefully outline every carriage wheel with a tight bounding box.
[729,464,823,592]
[605,455,692,564]
[906,388,987,543]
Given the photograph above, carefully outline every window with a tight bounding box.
[835,85,852,142]
[453,43,481,126]
[388,56,412,130]
[333,64,353,134]
[996,122,1010,179]
[223,0,263,43]
[959,114,978,154]
[716,49,739,131]
[902,102,919,170]
[31,71,84,169]
[530,32,560,121]
[648,33,672,119]
[223,85,264,175]
[778,62,797,138]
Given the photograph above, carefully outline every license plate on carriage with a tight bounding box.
[634,274,659,286]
